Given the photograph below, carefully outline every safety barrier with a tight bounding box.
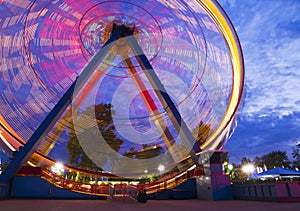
[41,168,110,196]
[38,167,191,199]
[127,184,138,200]
[0,183,10,198]
[232,181,300,202]
[233,182,277,201]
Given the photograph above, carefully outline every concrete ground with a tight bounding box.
[0,199,300,211]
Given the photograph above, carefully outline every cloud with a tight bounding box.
[225,112,300,164]
[219,0,300,118]
[217,0,300,163]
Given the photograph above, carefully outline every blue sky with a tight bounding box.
[218,0,300,163]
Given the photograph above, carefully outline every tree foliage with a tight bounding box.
[66,103,123,171]
[259,150,291,169]
[232,150,293,181]
[123,144,163,159]
[240,157,251,165]
[233,157,252,180]
[0,160,8,172]
[292,142,300,168]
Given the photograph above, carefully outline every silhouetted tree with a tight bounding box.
[292,142,300,169]
[260,150,291,169]
[0,160,8,173]
[253,156,264,168]
[66,123,103,171]
[123,144,163,159]
[233,151,294,182]
[66,103,123,171]
[240,157,251,165]
[233,157,252,181]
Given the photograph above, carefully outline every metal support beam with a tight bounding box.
[38,52,116,159]
[0,23,201,185]
[122,57,184,163]
[124,34,201,166]
[0,27,123,184]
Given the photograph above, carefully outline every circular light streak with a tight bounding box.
[0,0,244,178]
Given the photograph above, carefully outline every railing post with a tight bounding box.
[108,184,115,200]
[127,184,138,200]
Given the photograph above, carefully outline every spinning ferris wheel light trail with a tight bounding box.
[0,0,244,183]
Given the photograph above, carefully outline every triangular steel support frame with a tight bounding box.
[0,24,201,184]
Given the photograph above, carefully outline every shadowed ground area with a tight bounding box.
[0,199,299,211]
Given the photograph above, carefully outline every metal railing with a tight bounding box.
[40,167,191,199]
[41,168,110,196]
[127,184,138,200]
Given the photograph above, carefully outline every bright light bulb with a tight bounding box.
[242,163,255,174]
[158,164,165,172]
[54,162,64,171]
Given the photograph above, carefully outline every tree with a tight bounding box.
[232,151,293,182]
[292,142,300,169]
[223,152,235,180]
[253,156,264,168]
[240,157,251,165]
[94,104,123,153]
[66,103,123,171]
[66,123,103,172]
[260,150,291,169]
[234,157,252,180]
[0,160,8,173]
[123,144,163,159]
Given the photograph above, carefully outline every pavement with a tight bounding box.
[0,199,300,211]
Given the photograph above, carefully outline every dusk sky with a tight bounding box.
[219,0,300,163]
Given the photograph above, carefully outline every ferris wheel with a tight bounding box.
[0,0,244,181]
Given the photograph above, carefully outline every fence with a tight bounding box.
[0,183,10,198]
[232,181,300,202]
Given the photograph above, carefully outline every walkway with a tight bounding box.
[0,199,299,211]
